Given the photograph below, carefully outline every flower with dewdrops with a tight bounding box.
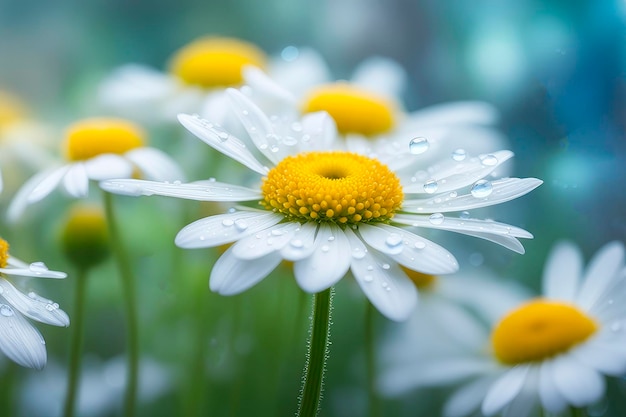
[243,48,508,171]
[97,36,266,124]
[379,240,626,416]
[0,237,69,369]
[100,88,541,321]
[7,117,185,221]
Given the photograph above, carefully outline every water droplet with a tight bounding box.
[270,145,280,153]
[460,211,470,219]
[290,239,303,248]
[29,262,49,273]
[385,233,403,248]
[281,45,299,62]
[429,213,445,225]
[471,180,494,198]
[414,241,426,249]
[449,191,457,198]
[363,275,374,282]
[291,122,303,132]
[452,149,466,161]
[327,236,335,242]
[216,129,230,142]
[321,245,330,253]
[241,110,249,116]
[352,248,366,260]
[283,136,297,146]
[480,154,498,166]
[409,137,429,155]
[382,263,390,270]
[45,303,59,311]
[366,265,374,271]
[271,229,284,236]
[222,219,234,227]
[423,179,438,194]
[234,220,248,231]
[0,304,14,317]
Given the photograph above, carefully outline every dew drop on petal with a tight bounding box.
[366,265,374,271]
[234,220,249,231]
[290,239,303,248]
[385,233,403,249]
[327,236,335,242]
[382,263,390,270]
[352,248,366,259]
[460,211,470,219]
[470,180,494,198]
[452,148,466,161]
[363,275,374,283]
[321,245,330,253]
[29,262,49,273]
[480,154,498,166]
[409,137,429,155]
[414,241,426,249]
[423,179,438,194]
[0,304,14,317]
[222,219,234,227]
[429,213,445,225]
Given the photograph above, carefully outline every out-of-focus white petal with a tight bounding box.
[62,163,89,198]
[345,228,418,322]
[209,246,282,295]
[444,376,498,417]
[542,241,582,302]
[100,178,261,201]
[178,113,269,175]
[0,264,67,279]
[175,211,282,249]
[26,165,70,203]
[539,360,568,413]
[571,335,626,376]
[403,177,543,212]
[481,366,529,416]
[242,65,298,106]
[7,166,67,221]
[0,302,47,370]
[577,241,625,310]
[124,148,186,182]
[358,223,458,274]
[294,223,351,293]
[84,154,133,180]
[403,101,499,130]
[0,280,69,327]
[351,56,407,99]
[552,355,606,407]
[231,222,300,260]
[267,47,332,98]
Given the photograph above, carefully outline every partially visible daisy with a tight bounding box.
[0,237,69,369]
[101,88,541,321]
[97,36,266,125]
[379,241,626,416]
[7,117,185,221]
[243,49,508,171]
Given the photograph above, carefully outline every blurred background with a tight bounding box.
[0,0,625,416]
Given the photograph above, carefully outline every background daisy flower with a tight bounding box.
[379,240,626,416]
[0,237,69,370]
[101,88,540,321]
[7,117,185,221]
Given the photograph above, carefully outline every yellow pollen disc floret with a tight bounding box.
[261,151,403,225]
[169,37,266,88]
[491,299,598,365]
[0,91,25,130]
[0,238,9,268]
[302,83,396,136]
[64,118,145,161]
[401,266,437,290]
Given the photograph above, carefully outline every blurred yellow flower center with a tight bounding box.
[261,151,403,224]
[64,118,145,161]
[0,91,25,131]
[0,238,9,268]
[401,267,437,289]
[169,37,266,88]
[302,83,396,136]
[491,299,598,365]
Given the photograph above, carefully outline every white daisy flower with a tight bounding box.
[7,117,185,221]
[242,48,508,171]
[97,36,266,125]
[100,88,541,321]
[379,240,626,416]
[0,237,69,369]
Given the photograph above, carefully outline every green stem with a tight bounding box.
[103,192,139,417]
[570,406,587,417]
[297,288,332,417]
[63,267,89,417]
[365,302,381,417]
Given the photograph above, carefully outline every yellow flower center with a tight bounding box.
[302,83,396,136]
[0,238,9,268]
[491,299,598,365]
[64,118,145,161]
[261,151,403,225]
[0,91,25,131]
[401,267,437,289]
[168,37,266,88]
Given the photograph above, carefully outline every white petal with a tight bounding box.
[344,228,418,322]
[7,166,66,221]
[209,246,282,295]
[577,241,625,310]
[444,375,498,417]
[62,163,89,198]
[231,222,300,260]
[100,178,261,201]
[0,266,67,279]
[294,223,351,293]
[552,355,606,407]
[242,65,298,105]
[482,366,529,416]
[27,165,70,203]
[124,148,186,181]
[403,150,514,194]
[358,223,458,274]
[403,177,543,212]
[542,241,582,302]
[0,171,3,193]
[0,280,69,327]
[570,336,626,376]
[298,111,339,152]
[539,360,568,413]
[351,56,407,99]
[175,211,283,249]
[405,101,499,129]
[7,256,29,269]
[0,302,47,369]
[280,222,318,261]
[177,113,269,175]
[84,154,133,180]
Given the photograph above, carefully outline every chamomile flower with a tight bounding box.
[100,88,541,321]
[380,241,626,416]
[98,36,266,124]
[0,237,69,369]
[243,49,508,170]
[7,117,184,221]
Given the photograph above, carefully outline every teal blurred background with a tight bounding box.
[1,0,625,416]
